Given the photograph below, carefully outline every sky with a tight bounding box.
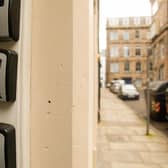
[99,0,151,51]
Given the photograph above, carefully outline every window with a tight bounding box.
[135,47,141,56]
[134,17,141,25]
[122,18,129,25]
[160,40,165,59]
[135,30,140,39]
[110,32,118,40]
[159,65,164,80]
[109,18,119,26]
[149,63,153,71]
[145,17,151,25]
[147,47,152,56]
[136,62,141,72]
[123,46,129,57]
[110,63,119,73]
[110,47,119,57]
[123,32,129,40]
[124,62,130,72]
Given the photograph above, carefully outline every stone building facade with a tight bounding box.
[149,0,168,80]
[106,16,151,88]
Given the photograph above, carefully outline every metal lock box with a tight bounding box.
[0,49,18,102]
[0,123,16,168]
[0,0,21,41]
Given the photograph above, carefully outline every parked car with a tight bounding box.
[116,79,125,85]
[110,82,121,94]
[110,79,125,94]
[111,79,125,86]
[106,82,111,88]
[118,84,140,100]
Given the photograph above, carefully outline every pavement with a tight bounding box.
[97,88,168,168]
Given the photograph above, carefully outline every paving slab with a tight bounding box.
[97,161,112,168]
[111,163,160,168]
[130,135,168,143]
[140,152,168,164]
[100,150,143,163]
[145,143,168,152]
[160,165,168,168]
[109,142,148,151]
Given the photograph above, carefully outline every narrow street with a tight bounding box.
[97,88,168,168]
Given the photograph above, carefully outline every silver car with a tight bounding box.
[118,84,140,100]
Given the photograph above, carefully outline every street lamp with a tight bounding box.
[146,48,151,135]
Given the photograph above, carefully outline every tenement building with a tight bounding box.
[149,0,168,80]
[106,16,151,88]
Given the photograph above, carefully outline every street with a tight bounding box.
[117,90,168,137]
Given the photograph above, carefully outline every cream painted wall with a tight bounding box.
[31,0,97,167]
[31,0,98,167]
[73,0,97,168]
[30,0,73,168]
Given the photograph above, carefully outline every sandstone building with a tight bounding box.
[106,16,151,88]
[149,0,168,80]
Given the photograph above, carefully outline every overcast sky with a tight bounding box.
[99,0,151,51]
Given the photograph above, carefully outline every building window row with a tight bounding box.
[108,17,151,26]
[110,30,149,41]
[124,62,142,72]
[110,62,142,73]
[110,47,143,57]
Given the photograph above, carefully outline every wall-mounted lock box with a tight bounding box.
[0,49,18,102]
[0,0,21,41]
[0,123,16,168]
